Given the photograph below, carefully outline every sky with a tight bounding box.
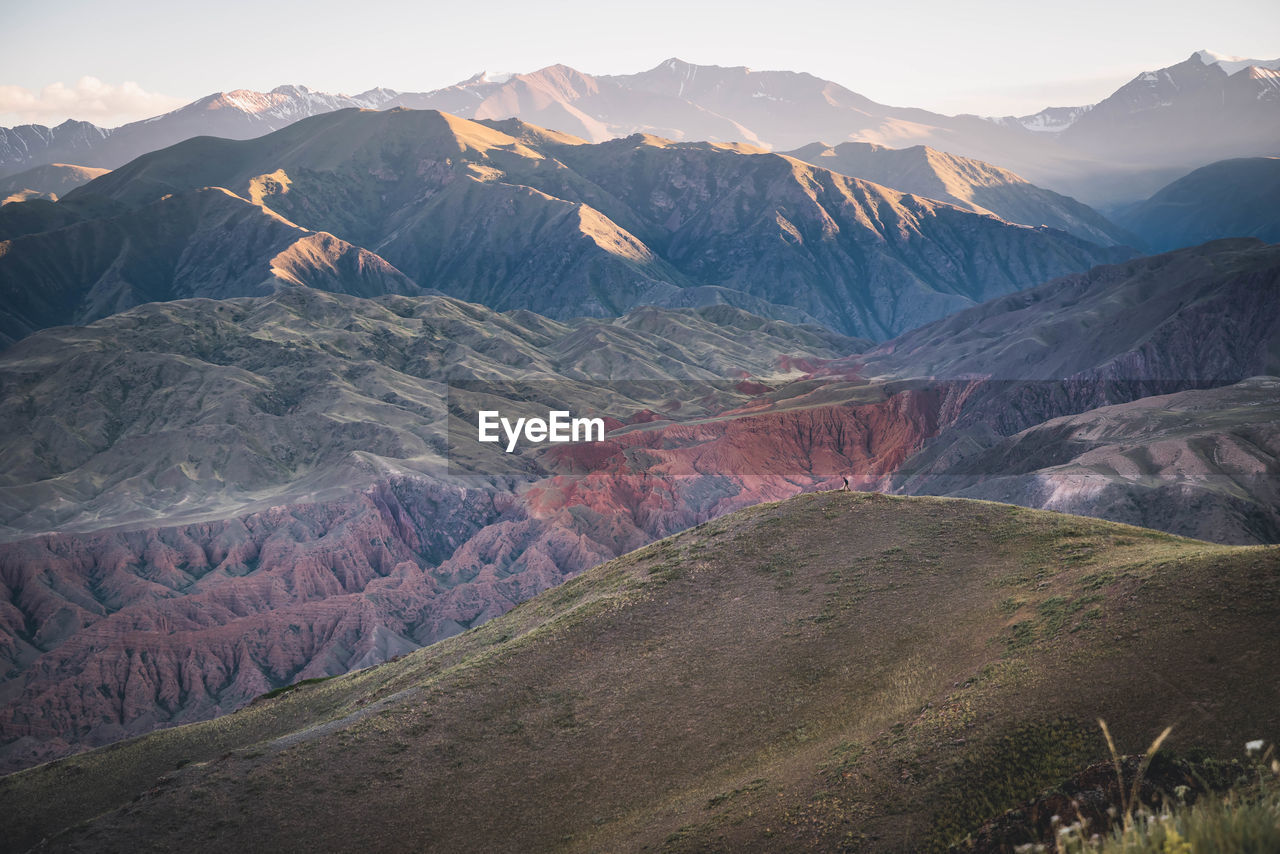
[2,0,1278,127]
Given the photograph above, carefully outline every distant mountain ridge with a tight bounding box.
[1113,156,1280,251]
[1057,52,1280,163]
[993,50,1280,134]
[2,52,1277,205]
[0,163,108,204]
[0,85,396,178]
[783,141,1132,245]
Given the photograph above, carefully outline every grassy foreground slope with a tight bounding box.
[1,492,1276,853]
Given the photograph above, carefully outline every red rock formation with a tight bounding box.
[0,385,952,772]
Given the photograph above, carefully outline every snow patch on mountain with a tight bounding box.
[1195,50,1280,75]
[988,104,1093,133]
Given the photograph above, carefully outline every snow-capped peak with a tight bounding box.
[986,104,1092,134]
[219,89,284,114]
[463,71,512,85]
[1194,50,1280,75]
[457,71,516,88]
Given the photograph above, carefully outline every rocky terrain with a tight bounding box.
[0,289,858,540]
[0,238,1275,772]
[784,141,1132,246]
[851,239,1280,543]
[0,35,1276,854]
[1,492,1275,852]
[0,107,1127,342]
[903,379,1280,544]
[854,238,1280,388]
[0,187,424,346]
[0,291,870,771]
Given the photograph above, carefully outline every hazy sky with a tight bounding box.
[2,0,1277,126]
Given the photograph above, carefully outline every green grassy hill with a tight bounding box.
[1,491,1276,852]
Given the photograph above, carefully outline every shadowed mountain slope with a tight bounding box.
[33,107,1129,340]
[846,239,1280,543]
[0,187,420,347]
[854,238,1280,388]
[1115,157,1280,252]
[0,492,1275,853]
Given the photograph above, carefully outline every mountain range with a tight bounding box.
[0,236,1275,773]
[2,52,1277,205]
[783,141,1133,246]
[0,107,1129,345]
[0,47,1276,843]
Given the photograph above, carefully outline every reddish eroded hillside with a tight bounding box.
[0,379,960,772]
[3,241,1275,774]
[2,492,1275,853]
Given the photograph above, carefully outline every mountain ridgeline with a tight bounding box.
[0,49,1276,833]
[784,141,1134,246]
[0,238,1275,774]
[1,492,1275,853]
[0,107,1129,345]
[2,52,1278,205]
[0,163,109,204]
[1114,156,1280,252]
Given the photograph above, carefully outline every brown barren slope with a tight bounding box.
[1,492,1275,853]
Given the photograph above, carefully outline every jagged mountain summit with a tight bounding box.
[1193,49,1280,73]
[1058,52,1280,159]
[0,85,398,178]
[992,49,1280,134]
[1,107,1128,343]
[993,51,1280,201]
